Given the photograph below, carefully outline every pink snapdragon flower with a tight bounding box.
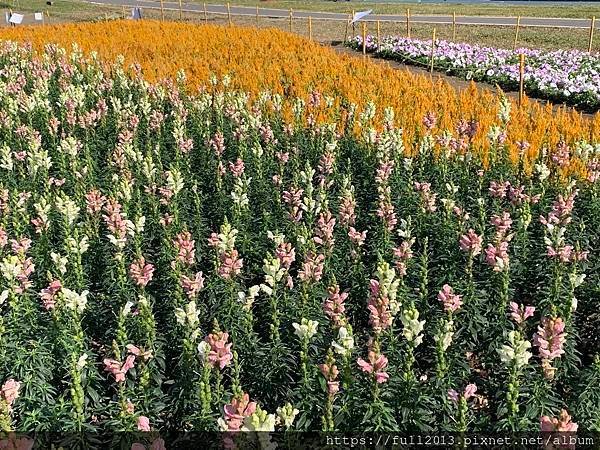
[129,257,154,287]
[222,393,257,431]
[393,239,415,276]
[228,158,245,177]
[323,285,348,327]
[204,332,233,370]
[357,350,389,384]
[181,272,205,299]
[218,250,243,279]
[173,231,196,266]
[437,284,463,313]
[39,280,62,310]
[1,379,21,410]
[540,409,578,432]
[485,241,510,272]
[275,242,296,270]
[314,210,336,250]
[459,229,482,256]
[319,362,340,396]
[448,383,477,403]
[533,317,566,380]
[367,279,393,333]
[298,252,325,283]
[137,416,150,432]
[508,302,535,324]
[103,355,136,383]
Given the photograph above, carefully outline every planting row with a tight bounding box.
[349,35,600,110]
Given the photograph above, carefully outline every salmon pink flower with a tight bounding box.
[204,332,233,370]
[181,271,205,299]
[1,379,21,408]
[129,257,154,287]
[437,284,463,313]
[459,229,482,256]
[137,415,150,432]
[323,284,348,327]
[39,279,62,310]
[508,302,535,324]
[357,351,389,384]
[540,409,578,432]
[222,393,257,431]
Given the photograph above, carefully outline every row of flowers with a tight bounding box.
[349,34,600,110]
[0,20,599,165]
[0,37,598,443]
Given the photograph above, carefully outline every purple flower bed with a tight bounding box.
[349,35,600,110]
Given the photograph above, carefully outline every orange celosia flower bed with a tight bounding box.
[0,20,598,170]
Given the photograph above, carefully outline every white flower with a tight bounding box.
[242,406,277,432]
[51,252,68,275]
[198,341,210,361]
[122,301,134,317]
[331,326,354,356]
[276,403,299,429]
[0,289,9,305]
[77,354,88,370]
[292,318,318,340]
[497,330,532,369]
[175,300,199,327]
[62,288,89,314]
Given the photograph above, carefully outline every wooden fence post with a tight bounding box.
[376,20,381,47]
[513,16,521,51]
[203,2,208,23]
[362,22,367,55]
[160,0,164,21]
[406,8,411,38]
[352,10,355,35]
[430,28,436,73]
[227,3,232,26]
[178,0,182,21]
[452,12,456,41]
[518,53,525,108]
[589,16,596,52]
[309,16,312,41]
[256,5,259,25]
[289,8,293,33]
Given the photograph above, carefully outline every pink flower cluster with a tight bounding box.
[459,229,482,256]
[533,317,566,380]
[448,383,477,403]
[437,284,463,313]
[129,256,155,287]
[414,181,437,213]
[357,350,389,384]
[282,187,304,223]
[319,362,340,396]
[104,354,136,383]
[204,332,233,370]
[323,285,348,327]
[173,231,196,266]
[39,279,62,310]
[1,379,21,411]
[540,191,577,228]
[223,392,257,431]
[540,409,578,432]
[338,195,356,227]
[314,210,336,251]
[393,239,415,276]
[218,249,243,279]
[298,251,325,284]
[508,302,535,324]
[181,272,205,299]
[367,279,393,333]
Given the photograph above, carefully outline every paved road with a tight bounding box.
[87,0,598,29]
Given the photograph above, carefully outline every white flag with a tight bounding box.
[350,10,372,25]
[9,13,24,25]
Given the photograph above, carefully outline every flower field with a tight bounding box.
[350,35,600,111]
[0,20,599,444]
